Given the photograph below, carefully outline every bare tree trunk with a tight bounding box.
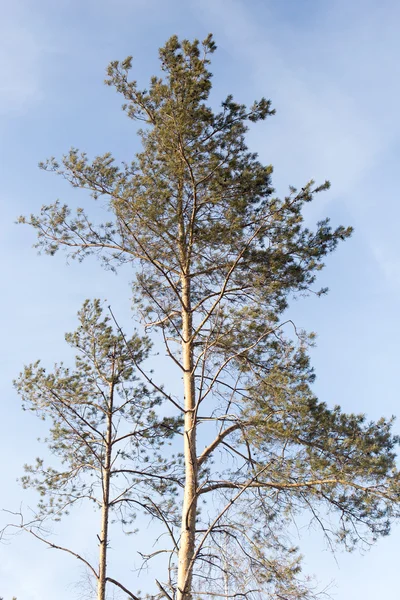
[223,533,229,600]
[177,274,198,600]
[97,380,114,600]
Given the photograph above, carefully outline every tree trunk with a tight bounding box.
[177,274,198,600]
[97,381,114,600]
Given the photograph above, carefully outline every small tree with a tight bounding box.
[20,35,400,599]
[8,300,179,600]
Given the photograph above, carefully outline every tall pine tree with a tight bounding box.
[20,35,400,599]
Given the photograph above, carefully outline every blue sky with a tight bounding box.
[1,0,400,598]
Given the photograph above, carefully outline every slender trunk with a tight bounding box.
[223,533,229,599]
[97,380,114,600]
[177,274,198,600]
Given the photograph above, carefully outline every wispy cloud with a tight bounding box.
[193,0,400,284]
[0,27,41,115]
[194,0,396,185]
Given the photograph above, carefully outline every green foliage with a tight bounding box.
[15,300,181,523]
[19,34,400,600]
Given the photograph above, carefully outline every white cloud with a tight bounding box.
[0,26,42,114]
[193,0,400,278]
[194,0,394,187]
[0,1,48,115]
[369,240,400,289]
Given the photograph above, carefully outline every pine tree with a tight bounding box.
[10,300,179,600]
[20,35,400,599]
